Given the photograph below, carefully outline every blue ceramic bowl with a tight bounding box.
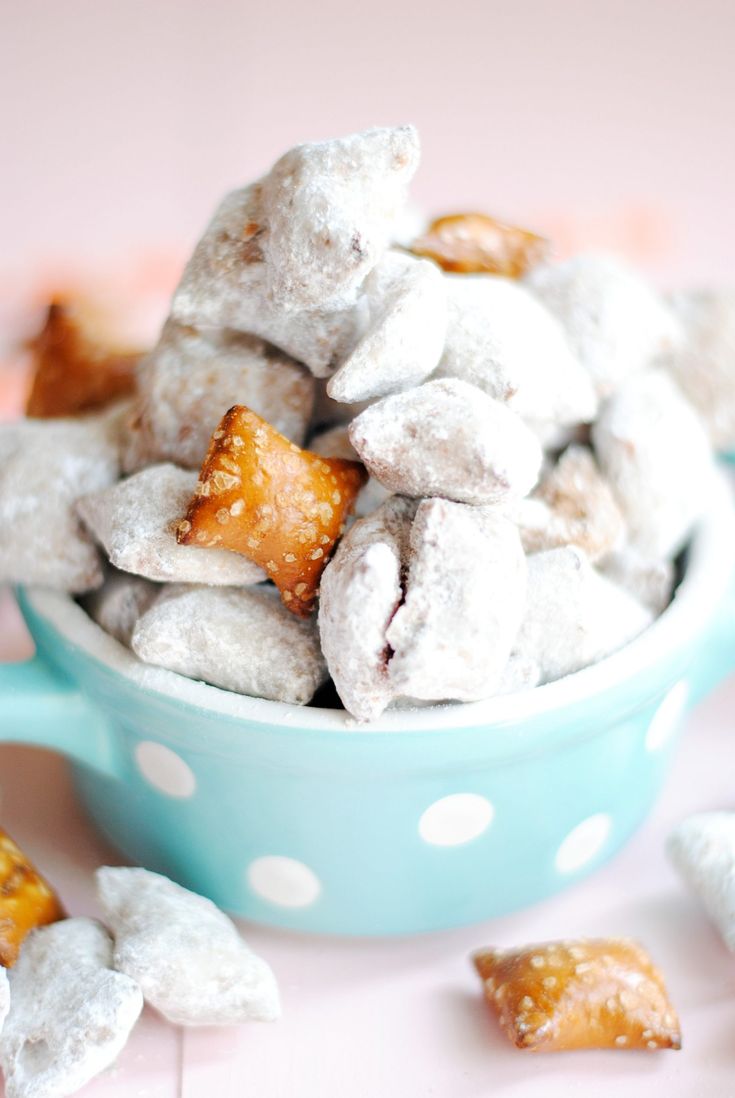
[2,475,734,936]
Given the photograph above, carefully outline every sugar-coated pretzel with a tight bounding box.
[177,406,367,615]
[26,301,140,418]
[410,212,549,277]
[473,938,681,1051]
[0,827,65,967]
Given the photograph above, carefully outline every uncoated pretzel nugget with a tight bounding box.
[349,378,542,505]
[262,125,421,313]
[177,406,367,615]
[473,939,681,1051]
[410,212,550,277]
[26,301,140,419]
[0,828,64,967]
[132,320,315,470]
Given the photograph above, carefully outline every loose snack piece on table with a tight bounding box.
[667,812,735,951]
[473,939,681,1051]
[262,125,420,313]
[510,445,625,562]
[592,368,714,558]
[326,250,447,403]
[0,410,121,592]
[319,497,418,721]
[25,301,140,419]
[513,546,653,682]
[319,497,527,718]
[0,917,143,1098]
[0,828,64,967]
[349,378,542,505]
[129,320,314,470]
[664,289,735,450]
[177,405,366,615]
[435,275,598,427]
[77,463,265,586]
[409,212,549,277]
[97,867,280,1026]
[132,584,327,704]
[82,570,159,646]
[386,500,526,702]
[526,254,682,398]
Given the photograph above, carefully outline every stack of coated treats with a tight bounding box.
[1,124,733,721]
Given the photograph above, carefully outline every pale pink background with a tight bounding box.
[2,4,735,1095]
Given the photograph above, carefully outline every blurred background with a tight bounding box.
[1,0,733,391]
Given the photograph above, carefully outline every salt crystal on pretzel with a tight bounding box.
[410,212,550,277]
[319,497,417,721]
[599,547,675,615]
[132,320,314,470]
[436,275,598,426]
[513,546,653,682]
[349,378,542,505]
[510,445,625,562]
[326,250,446,403]
[0,917,143,1098]
[97,867,280,1026]
[473,938,681,1051]
[386,500,526,702]
[262,125,420,313]
[0,828,64,968]
[83,570,159,646]
[309,424,390,518]
[664,289,735,450]
[77,463,265,586]
[667,812,735,952]
[177,406,366,615]
[132,584,327,704]
[172,182,363,378]
[526,254,682,398]
[592,368,714,558]
[0,412,121,593]
[25,300,141,419]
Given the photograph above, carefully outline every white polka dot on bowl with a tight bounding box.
[645,680,689,753]
[247,855,321,908]
[134,741,196,799]
[555,812,612,874]
[419,793,495,847]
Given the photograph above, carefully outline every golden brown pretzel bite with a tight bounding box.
[410,213,549,277]
[177,405,367,616]
[26,301,140,418]
[473,938,681,1051]
[0,828,65,966]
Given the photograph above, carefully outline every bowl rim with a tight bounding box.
[20,472,735,734]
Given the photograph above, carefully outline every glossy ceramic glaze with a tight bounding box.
[1,476,734,935]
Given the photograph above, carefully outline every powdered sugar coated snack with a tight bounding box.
[473,938,681,1051]
[0,917,143,1098]
[82,570,158,646]
[131,584,327,704]
[77,463,265,586]
[0,968,8,1038]
[0,829,64,968]
[667,812,735,952]
[130,320,314,470]
[326,250,446,403]
[96,867,280,1026]
[526,254,682,398]
[349,378,543,505]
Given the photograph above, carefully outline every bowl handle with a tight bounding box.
[687,566,735,708]
[0,655,119,778]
